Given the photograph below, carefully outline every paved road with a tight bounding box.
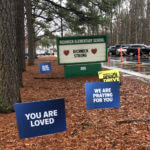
[110,55,150,65]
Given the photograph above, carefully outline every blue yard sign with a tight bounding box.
[85,82,120,109]
[14,98,66,139]
[39,62,52,73]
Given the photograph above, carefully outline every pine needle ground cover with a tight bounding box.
[0,57,150,149]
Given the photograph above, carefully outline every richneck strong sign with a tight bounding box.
[57,35,107,65]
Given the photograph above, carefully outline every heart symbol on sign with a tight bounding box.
[64,50,69,56]
[91,48,97,54]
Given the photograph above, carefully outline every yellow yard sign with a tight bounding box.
[98,70,120,82]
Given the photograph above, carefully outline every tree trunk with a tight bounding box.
[0,0,21,113]
[15,0,25,87]
[146,0,150,44]
[110,14,113,45]
[25,0,34,65]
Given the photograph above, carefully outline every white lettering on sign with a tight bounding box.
[80,66,86,71]
[102,88,111,93]
[93,38,104,43]
[93,88,113,103]
[25,110,58,127]
[30,118,55,127]
[74,39,92,44]
[42,65,50,71]
[59,38,104,45]
[60,40,74,44]
[43,110,58,118]
[93,98,102,103]
[103,98,113,102]
[94,88,101,93]
[25,112,41,120]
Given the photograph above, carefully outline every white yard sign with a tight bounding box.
[57,35,107,65]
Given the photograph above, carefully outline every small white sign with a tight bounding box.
[59,43,106,64]
[57,35,107,65]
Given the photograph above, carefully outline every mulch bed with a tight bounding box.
[0,56,150,150]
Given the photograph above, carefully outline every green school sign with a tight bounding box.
[57,35,107,65]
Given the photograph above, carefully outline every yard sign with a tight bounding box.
[85,82,120,109]
[98,70,120,82]
[39,62,52,74]
[14,98,66,139]
[57,35,107,65]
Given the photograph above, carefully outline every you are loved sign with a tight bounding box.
[14,98,66,139]
[57,35,107,65]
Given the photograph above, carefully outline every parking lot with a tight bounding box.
[103,55,150,80]
[109,55,150,64]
